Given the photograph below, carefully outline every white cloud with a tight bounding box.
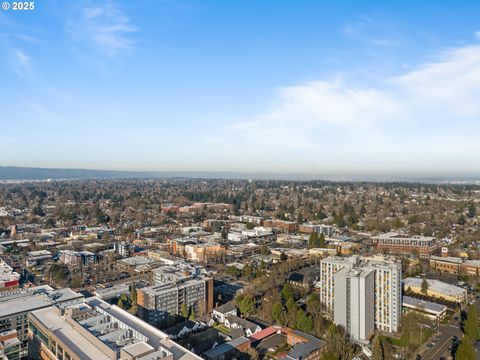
[226,42,480,174]
[69,1,137,57]
[12,50,33,77]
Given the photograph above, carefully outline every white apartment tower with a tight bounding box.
[320,255,402,334]
[364,257,402,333]
[319,257,350,311]
[333,267,375,343]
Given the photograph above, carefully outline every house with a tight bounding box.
[203,336,251,360]
[287,266,319,289]
[212,303,238,324]
[224,315,262,337]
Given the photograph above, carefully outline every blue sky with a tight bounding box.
[1,0,480,176]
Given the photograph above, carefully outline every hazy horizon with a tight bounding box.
[2,1,480,174]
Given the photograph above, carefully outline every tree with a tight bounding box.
[319,233,326,248]
[295,309,313,333]
[242,264,253,280]
[464,304,479,340]
[456,336,476,360]
[189,307,196,321]
[467,203,476,218]
[239,293,255,316]
[458,214,467,225]
[421,278,428,294]
[117,297,125,309]
[372,337,384,360]
[181,303,189,318]
[281,283,294,302]
[271,301,285,325]
[308,232,319,248]
[324,324,354,360]
[70,274,82,289]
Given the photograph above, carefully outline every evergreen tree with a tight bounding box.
[456,337,476,360]
[421,278,428,294]
[319,233,326,248]
[271,301,285,325]
[181,303,189,318]
[281,283,294,302]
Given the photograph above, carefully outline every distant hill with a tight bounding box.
[0,166,305,181]
[0,166,479,183]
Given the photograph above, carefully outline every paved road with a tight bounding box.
[420,319,462,360]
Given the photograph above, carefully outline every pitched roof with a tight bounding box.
[213,302,237,314]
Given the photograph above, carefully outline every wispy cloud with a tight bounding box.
[68,0,138,57]
[225,42,480,173]
[12,50,33,77]
[342,15,399,47]
[475,31,480,40]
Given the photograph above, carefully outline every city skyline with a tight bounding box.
[2,1,480,176]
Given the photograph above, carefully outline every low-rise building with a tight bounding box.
[402,296,447,321]
[26,250,52,267]
[403,278,468,303]
[212,303,238,324]
[0,260,20,292]
[429,255,463,274]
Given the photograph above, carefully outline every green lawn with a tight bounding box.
[214,324,230,334]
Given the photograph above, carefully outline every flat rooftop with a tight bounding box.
[30,307,111,360]
[403,296,447,314]
[404,278,467,297]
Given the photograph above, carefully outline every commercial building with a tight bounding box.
[28,297,202,360]
[403,278,468,303]
[137,264,213,325]
[0,286,83,358]
[429,256,463,274]
[370,232,443,256]
[94,284,130,302]
[320,255,402,333]
[462,260,480,276]
[333,267,375,343]
[0,260,20,292]
[402,296,447,321]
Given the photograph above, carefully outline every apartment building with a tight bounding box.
[0,330,21,360]
[320,255,402,333]
[28,297,202,360]
[334,267,375,343]
[370,232,443,256]
[364,257,402,333]
[137,264,213,325]
[263,219,298,232]
[0,286,83,358]
[319,257,354,311]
